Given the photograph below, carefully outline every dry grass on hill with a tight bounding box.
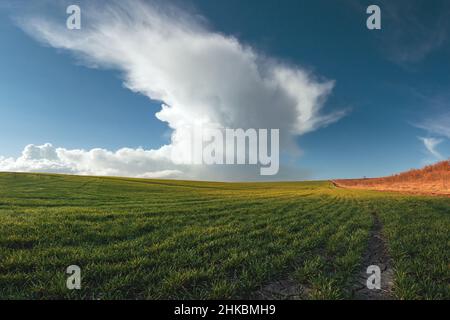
[334,160,450,196]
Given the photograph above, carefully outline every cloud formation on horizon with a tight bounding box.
[0,143,182,178]
[1,0,345,180]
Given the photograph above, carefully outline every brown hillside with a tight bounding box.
[334,160,450,196]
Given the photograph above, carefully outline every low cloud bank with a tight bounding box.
[3,0,345,180]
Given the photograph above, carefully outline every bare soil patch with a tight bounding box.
[252,278,311,300]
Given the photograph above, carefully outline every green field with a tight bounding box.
[0,172,448,299]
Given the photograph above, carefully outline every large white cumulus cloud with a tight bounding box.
[3,0,345,180]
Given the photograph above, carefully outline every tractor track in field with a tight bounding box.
[252,203,394,300]
[332,179,394,299]
[352,212,394,300]
[250,197,339,300]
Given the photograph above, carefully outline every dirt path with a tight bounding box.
[253,206,394,300]
[352,212,394,299]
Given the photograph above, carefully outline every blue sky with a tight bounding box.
[0,0,449,180]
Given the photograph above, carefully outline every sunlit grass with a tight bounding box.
[0,172,448,299]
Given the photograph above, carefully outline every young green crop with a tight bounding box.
[0,173,448,299]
